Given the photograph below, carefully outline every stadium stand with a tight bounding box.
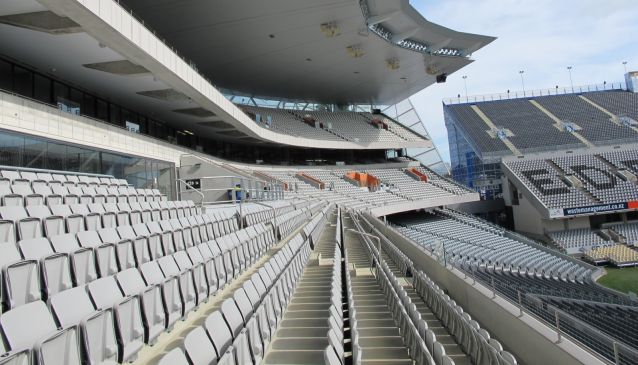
[548,228,613,254]
[256,168,477,214]
[585,244,638,266]
[240,106,425,144]
[393,209,591,282]
[0,167,331,364]
[534,94,638,144]
[503,147,638,210]
[609,221,638,246]
[474,99,586,150]
[4,0,638,363]
[392,208,638,364]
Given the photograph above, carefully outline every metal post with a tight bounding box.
[239,199,244,229]
[613,342,620,365]
[517,291,523,317]
[555,311,562,343]
[491,277,496,298]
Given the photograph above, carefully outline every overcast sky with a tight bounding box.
[408,0,638,163]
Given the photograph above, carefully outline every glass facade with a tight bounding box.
[0,57,175,140]
[444,108,503,200]
[0,129,176,198]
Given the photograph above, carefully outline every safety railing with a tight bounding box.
[455,265,638,365]
[443,82,626,105]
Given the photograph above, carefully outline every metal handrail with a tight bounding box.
[443,82,627,105]
[0,164,115,179]
[176,178,205,207]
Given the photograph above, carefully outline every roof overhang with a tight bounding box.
[119,0,495,105]
[0,0,433,149]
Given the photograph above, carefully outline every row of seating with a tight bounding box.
[0,217,282,365]
[0,196,329,365]
[1,210,276,312]
[343,244,362,365]
[357,213,517,365]
[548,228,612,254]
[585,244,638,266]
[0,170,128,187]
[393,211,592,282]
[413,271,517,364]
[323,244,347,365]
[0,200,199,243]
[156,231,313,364]
[0,183,165,207]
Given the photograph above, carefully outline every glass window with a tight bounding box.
[53,81,69,101]
[0,131,23,166]
[79,149,100,174]
[101,152,124,177]
[46,141,66,171]
[34,74,52,104]
[13,66,33,98]
[69,88,83,106]
[109,104,121,126]
[83,93,96,117]
[0,60,12,91]
[23,136,46,168]
[96,98,108,121]
[66,145,86,173]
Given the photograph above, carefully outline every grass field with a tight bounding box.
[597,266,638,294]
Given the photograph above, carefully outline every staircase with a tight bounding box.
[263,211,338,364]
[545,159,600,204]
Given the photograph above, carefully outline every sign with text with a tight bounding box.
[184,179,201,190]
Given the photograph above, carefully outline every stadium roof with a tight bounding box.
[119,0,495,105]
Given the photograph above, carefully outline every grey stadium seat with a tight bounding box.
[49,233,97,285]
[157,348,189,365]
[0,301,81,365]
[0,243,40,310]
[116,268,165,344]
[18,237,72,298]
[87,277,144,362]
[49,286,119,365]
[139,261,181,329]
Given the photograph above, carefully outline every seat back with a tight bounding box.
[184,326,217,365]
[204,311,233,357]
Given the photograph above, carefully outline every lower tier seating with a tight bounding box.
[0,195,329,365]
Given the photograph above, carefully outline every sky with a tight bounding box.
[408,0,638,163]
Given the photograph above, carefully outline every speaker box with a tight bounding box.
[436,73,448,83]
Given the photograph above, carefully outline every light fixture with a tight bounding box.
[425,63,440,75]
[183,130,194,135]
[320,22,340,38]
[347,45,365,58]
[386,58,400,70]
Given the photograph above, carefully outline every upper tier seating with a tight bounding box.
[478,99,585,150]
[239,105,426,144]
[241,106,344,141]
[534,94,638,143]
[365,168,453,201]
[261,167,475,213]
[446,90,638,155]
